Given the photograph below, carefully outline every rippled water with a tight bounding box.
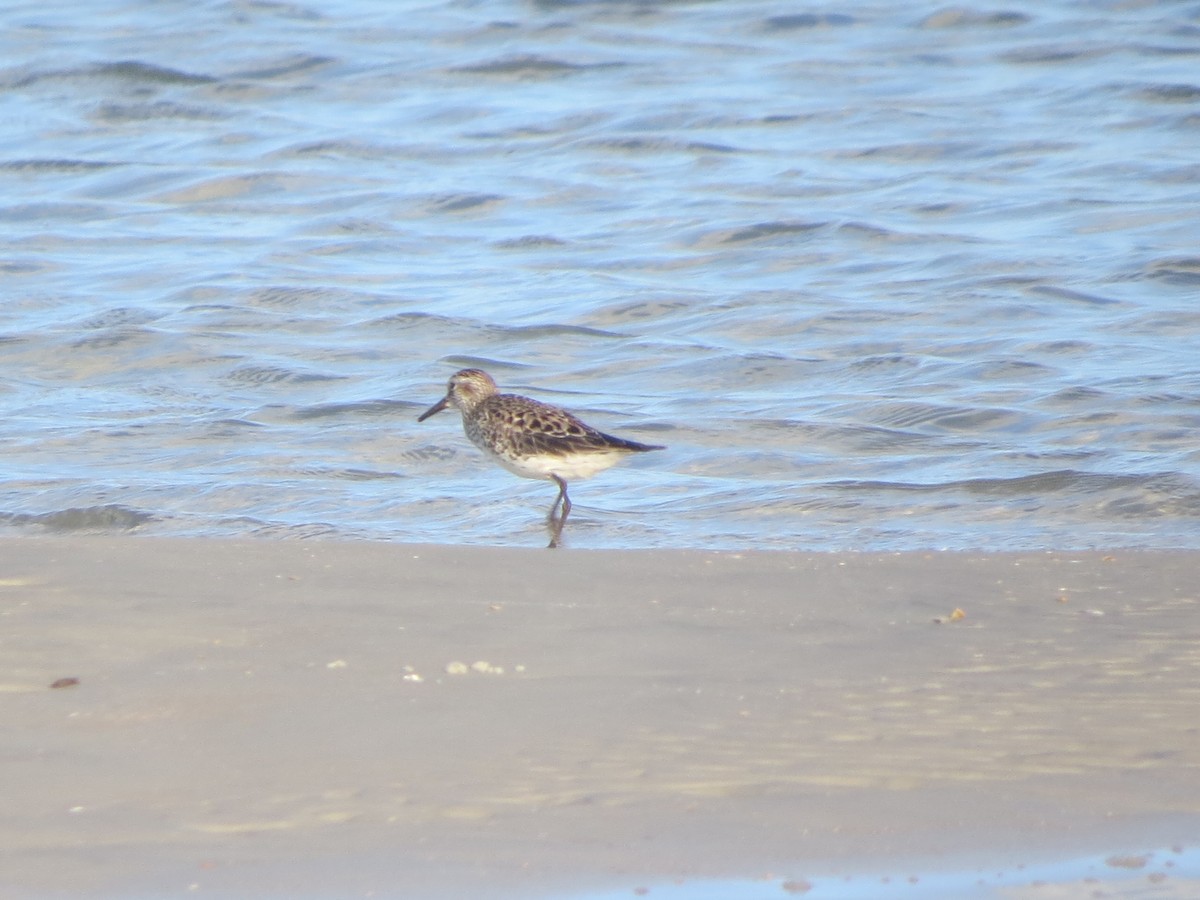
[2,1,1199,550]
[574,844,1200,900]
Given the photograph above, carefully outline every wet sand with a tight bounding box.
[2,538,1197,898]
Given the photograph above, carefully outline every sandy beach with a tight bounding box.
[2,537,1197,898]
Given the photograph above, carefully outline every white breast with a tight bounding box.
[486,448,626,481]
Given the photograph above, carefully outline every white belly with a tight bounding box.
[485,448,625,482]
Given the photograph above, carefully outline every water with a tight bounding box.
[2,0,1199,550]
[570,844,1200,900]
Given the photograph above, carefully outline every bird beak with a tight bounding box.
[417,394,449,422]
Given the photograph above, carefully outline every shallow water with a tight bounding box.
[2,1,1199,550]
[572,844,1200,900]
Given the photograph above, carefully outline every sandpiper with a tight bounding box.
[417,368,665,548]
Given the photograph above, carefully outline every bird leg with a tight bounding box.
[547,475,571,549]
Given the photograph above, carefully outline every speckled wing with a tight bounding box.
[477,394,660,456]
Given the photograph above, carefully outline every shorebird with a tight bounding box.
[417,368,665,547]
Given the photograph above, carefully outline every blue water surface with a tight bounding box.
[1,0,1198,550]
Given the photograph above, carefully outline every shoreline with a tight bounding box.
[2,537,1197,897]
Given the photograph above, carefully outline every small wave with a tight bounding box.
[449,54,619,79]
[233,55,335,81]
[297,467,406,482]
[70,326,159,351]
[223,365,345,385]
[9,60,214,88]
[1142,257,1200,286]
[2,505,154,533]
[834,469,1189,501]
[861,401,1026,434]
[91,60,216,84]
[1002,44,1111,65]
[919,9,1031,28]
[493,234,569,249]
[152,173,316,205]
[423,193,505,214]
[291,399,408,420]
[94,101,222,123]
[763,13,856,30]
[245,522,343,539]
[77,307,166,329]
[492,323,624,339]
[0,159,123,173]
[1133,83,1200,104]
[585,137,741,155]
[241,286,363,309]
[1029,285,1122,306]
[698,220,827,248]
